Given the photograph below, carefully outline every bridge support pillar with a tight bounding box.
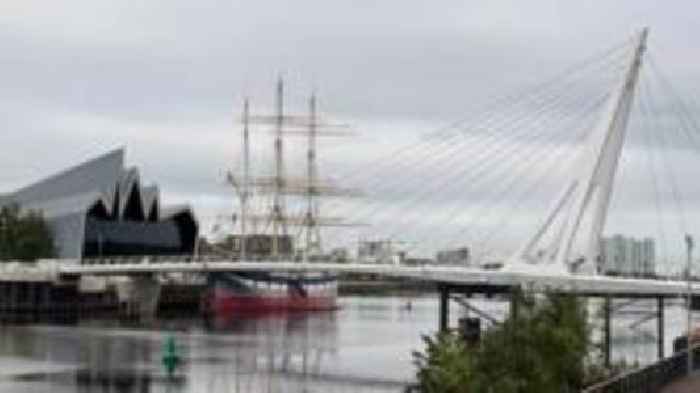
[8,282,20,322]
[657,297,665,360]
[510,291,519,320]
[603,296,611,368]
[127,275,161,323]
[439,285,449,333]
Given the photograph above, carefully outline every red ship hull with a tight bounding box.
[208,289,338,315]
[204,272,338,316]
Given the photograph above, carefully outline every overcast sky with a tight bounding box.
[3,1,700,269]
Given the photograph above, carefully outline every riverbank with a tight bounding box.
[338,276,435,296]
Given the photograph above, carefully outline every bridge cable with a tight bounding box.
[336,71,625,244]
[418,91,611,255]
[317,50,632,216]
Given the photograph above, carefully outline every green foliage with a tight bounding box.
[413,333,474,393]
[414,292,591,393]
[0,204,55,261]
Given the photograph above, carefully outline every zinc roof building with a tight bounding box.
[0,149,198,259]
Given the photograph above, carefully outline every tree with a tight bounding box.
[413,291,590,393]
[413,333,474,393]
[0,204,55,261]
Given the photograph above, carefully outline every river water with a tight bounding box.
[0,295,695,392]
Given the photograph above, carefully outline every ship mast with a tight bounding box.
[234,80,360,261]
[305,92,322,257]
[272,77,288,259]
[240,98,250,260]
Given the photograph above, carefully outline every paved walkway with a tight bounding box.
[661,373,700,393]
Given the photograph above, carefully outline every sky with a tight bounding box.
[3,1,700,270]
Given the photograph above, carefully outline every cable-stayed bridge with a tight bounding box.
[314,27,698,278]
[60,28,698,290]
[53,259,700,298]
[3,29,700,368]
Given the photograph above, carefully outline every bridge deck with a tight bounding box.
[58,261,700,297]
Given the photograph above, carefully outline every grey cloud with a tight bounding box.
[4,0,700,263]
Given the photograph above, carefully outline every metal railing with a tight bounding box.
[80,255,224,265]
[582,347,700,393]
[79,254,314,265]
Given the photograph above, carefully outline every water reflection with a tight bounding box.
[195,313,340,393]
[0,296,686,392]
[0,297,428,393]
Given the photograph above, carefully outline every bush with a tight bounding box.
[0,204,55,261]
[413,333,474,393]
[414,292,590,393]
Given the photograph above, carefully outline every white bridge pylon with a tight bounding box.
[508,28,649,275]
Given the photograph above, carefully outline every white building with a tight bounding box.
[600,235,655,277]
[639,238,655,276]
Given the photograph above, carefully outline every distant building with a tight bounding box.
[403,257,434,266]
[640,238,655,276]
[358,240,394,264]
[436,247,470,266]
[329,247,349,263]
[0,149,197,259]
[227,234,294,258]
[601,235,655,277]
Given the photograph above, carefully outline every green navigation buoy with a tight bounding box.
[162,335,181,378]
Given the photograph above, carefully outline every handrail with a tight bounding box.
[405,347,699,393]
[582,346,700,393]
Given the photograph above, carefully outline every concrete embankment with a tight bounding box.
[0,269,435,322]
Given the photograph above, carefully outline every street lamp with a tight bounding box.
[686,234,694,375]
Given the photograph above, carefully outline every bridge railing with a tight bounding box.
[582,346,700,393]
[79,254,345,265]
[80,255,224,265]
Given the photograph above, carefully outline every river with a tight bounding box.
[0,295,695,392]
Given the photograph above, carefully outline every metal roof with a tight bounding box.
[0,149,196,258]
[2,148,191,220]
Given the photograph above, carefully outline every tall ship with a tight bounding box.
[204,79,356,316]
